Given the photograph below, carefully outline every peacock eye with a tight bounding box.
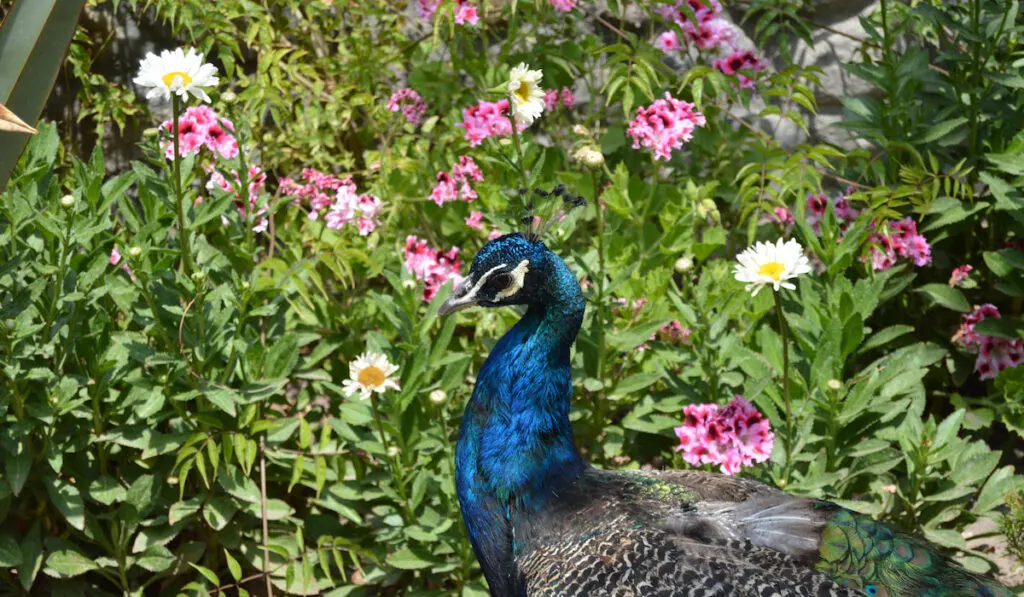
[487,273,513,292]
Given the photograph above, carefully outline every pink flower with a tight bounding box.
[949,265,973,287]
[465,211,485,229]
[280,168,355,220]
[404,236,464,301]
[110,247,122,266]
[712,49,767,88]
[458,99,526,146]
[657,320,692,345]
[160,105,238,160]
[324,182,383,236]
[866,217,931,271]
[431,156,484,206]
[953,304,1024,380]
[683,17,736,51]
[550,0,577,10]
[455,2,479,25]
[626,92,706,161]
[387,88,427,126]
[804,189,859,234]
[772,207,794,225]
[655,31,681,53]
[488,227,503,240]
[560,87,575,108]
[674,396,773,475]
[544,89,560,112]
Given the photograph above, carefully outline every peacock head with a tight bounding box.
[438,233,550,316]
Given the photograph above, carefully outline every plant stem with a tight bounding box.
[591,170,608,449]
[259,416,273,597]
[370,395,413,520]
[772,289,793,483]
[507,113,529,190]
[172,96,193,275]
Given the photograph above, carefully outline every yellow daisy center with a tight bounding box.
[514,81,532,103]
[758,261,786,281]
[162,71,193,88]
[357,366,387,388]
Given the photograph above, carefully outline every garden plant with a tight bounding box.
[0,0,1023,595]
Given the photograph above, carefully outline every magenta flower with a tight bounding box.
[652,320,692,345]
[431,156,484,206]
[458,99,527,146]
[465,210,485,230]
[404,236,464,301]
[544,87,576,111]
[550,0,577,10]
[772,207,794,225]
[953,304,1024,380]
[805,188,859,233]
[655,31,682,53]
[712,49,767,88]
[674,396,773,475]
[949,264,973,287]
[454,1,479,25]
[626,92,706,161]
[109,246,136,280]
[561,87,575,108]
[387,88,427,126]
[160,105,238,160]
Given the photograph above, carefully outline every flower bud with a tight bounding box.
[387,446,401,457]
[573,146,604,170]
[572,124,590,136]
[191,271,206,284]
[60,195,75,209]
[429,389,447,404]
[221,91,237,103]
[674,255,693,273]
[128,246,142,258]
[827,379,842,391]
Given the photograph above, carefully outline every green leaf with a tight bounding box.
[45,549,97,578]
[386,547,437,570]
[87,475,126,506]
[45,477,85,531]
[0,0,87,188]
[17,523,42,590]
[203,496,238,531]
[134,545,175,573]
[224,549,243,582]
[5,443,30,496]
[189,562,221,586]
[915,284,970,312]
[918,117,967,144]
[264,334,299,378]
[205,388,240,417]
[0,535,21,567]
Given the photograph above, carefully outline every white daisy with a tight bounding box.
[342,352,400,400]
[507,63,545,126]
[134,47,219,104]
[733,238,812,296]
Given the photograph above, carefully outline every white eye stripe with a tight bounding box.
[494,259,530,300]
[459,264,505,304]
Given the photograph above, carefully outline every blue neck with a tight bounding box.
[455,256,587,595]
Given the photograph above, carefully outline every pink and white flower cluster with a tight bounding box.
[626,92,706,161]
[280,169,383,236]
[549,0,577,11]
[543,87,576,112]
[953,304,1024,380]
[458,99,527,146]
[418,0,478,25]
[867,217,932,271]
[206,166,269,233]
[109,246,136,280]
[404,236,464,301]
[160,105,238,160]
[431,156,484,206]
[949,264,973,288]
[673,395,774,475]
[655,1,766,87]
[387,88,428,126]
[280,168,352,219]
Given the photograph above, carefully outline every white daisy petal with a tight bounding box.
[344,350,401,400]
[507,63,545,126]
[733,238,811,297]
[134,47,219,105]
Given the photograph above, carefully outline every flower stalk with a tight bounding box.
[773,289,793,483]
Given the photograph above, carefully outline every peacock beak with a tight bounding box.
[438,276,478,316]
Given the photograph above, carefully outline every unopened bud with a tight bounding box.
[429,389,447,404]
[221,91,237,103]
[674,255,694,273]
[60,195,75,209]
[573,146,604,169]
[572,124,590,136]
[128,246,142,258]
[827,379,842,391]
[191,271,206,284]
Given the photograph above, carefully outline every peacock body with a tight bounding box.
[438,231,1013,597]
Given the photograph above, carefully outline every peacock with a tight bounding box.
[436,192,1015,597]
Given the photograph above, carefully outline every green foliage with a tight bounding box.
[0,0,1023,594]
